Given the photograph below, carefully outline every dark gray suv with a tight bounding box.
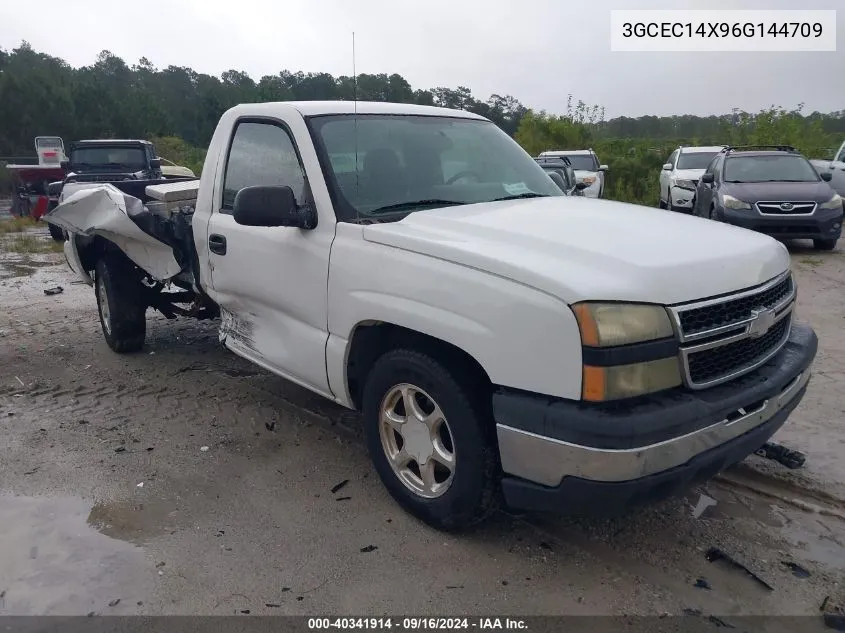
[694,145,843,250]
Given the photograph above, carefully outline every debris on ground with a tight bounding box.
[360,545,377,553]
[446,585,464,590]
[265,603,281,608]
[108,598,120,607]
[755,442,807,469]
[692,493,717,518]
[331,479,349,494]
[336,496,351,501]
[705,547,774,591]
[114,446,126,453]
[708,615,735,628]
[264,420,276,432]
[822,597,845,631]
[682,608,702,617]
[14,376,24,387]
[43,286,63,296]
[694,578,712,590]
[781,561,811,578]
[136,482,144,488]
[200,446,209,452]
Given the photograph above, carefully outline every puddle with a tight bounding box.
[0,494,155,615]
[706,484,845,571]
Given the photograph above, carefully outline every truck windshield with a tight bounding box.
[541,154,598,171]
[308,114,563,223]
[70,147,147,170]
[676,152,719,170]
[724,155,820,183]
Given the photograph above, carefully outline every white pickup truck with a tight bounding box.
[47,101,818,531]
[811,139,845,197]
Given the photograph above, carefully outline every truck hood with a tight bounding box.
[722,180,837,203]
[362,197,790,305]
[672,168,705,182]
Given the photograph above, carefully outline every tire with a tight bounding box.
[813,238,837,251]
[708,205,717,221]
[362,349,498,531]
[47,222,65,242]
[94,253,147,353]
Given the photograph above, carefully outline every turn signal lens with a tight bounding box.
[582,357,682,402]
[572,303,674,347]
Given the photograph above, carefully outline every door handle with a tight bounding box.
[209,234,227,255]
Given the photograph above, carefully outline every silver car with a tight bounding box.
[538,149,607,198]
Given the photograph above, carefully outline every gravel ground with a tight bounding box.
[0,227,843,626]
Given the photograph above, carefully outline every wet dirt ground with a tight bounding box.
[1,227,844,626]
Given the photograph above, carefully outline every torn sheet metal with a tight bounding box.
[46,185,182,281]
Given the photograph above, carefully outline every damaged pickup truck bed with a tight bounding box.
[47,101,818,531]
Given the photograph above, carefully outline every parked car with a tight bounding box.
[659,145,725,212]
[537,149,607,198]
[61,139,164,182]
[694,145,842,250]
[534,157,586,195]
[809,138,845,197]
[48,101,816,531]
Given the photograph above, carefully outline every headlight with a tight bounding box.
[582,358,682,402]
[721,194,752,210]
[820,193,842,210]
[572,303,674,347]
[674,179,697,190]
[572,302,681,402]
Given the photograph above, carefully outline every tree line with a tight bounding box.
[2,42,844,204]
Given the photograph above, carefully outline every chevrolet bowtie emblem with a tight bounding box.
[747,308,776,338]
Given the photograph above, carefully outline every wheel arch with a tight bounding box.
[344,321,492,412]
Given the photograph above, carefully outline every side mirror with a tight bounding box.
[149,158,161,169]
[233,185,314,229]
[821,172,832,182]
[575,182,589,191]
[662,163,673,171]
[60,159,70,171]
[599,164,609,171]
[47,181,63,197]
[700,173,715,184]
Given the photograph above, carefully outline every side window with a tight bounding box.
[712,157,722,182]
[221,121,307,213]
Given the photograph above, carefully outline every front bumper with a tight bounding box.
[494,323,817,516]
[718,205,843,240]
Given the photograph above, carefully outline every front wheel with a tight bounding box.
[47,222,64,242]
[95,254,147,353]
[814,238,838,251]
[362,349,499,531]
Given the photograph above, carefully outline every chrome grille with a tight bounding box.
[669,272,795,389]
[677,274,793,338]
[756,201,816,215]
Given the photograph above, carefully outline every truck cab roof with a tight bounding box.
[224,100,489,120]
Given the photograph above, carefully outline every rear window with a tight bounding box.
[71,146,147,170]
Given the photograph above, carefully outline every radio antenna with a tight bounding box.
[353,31,360,215]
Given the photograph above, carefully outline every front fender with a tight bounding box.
[327,227,583,403]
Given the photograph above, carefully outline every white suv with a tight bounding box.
[538,149,607,198]
[659,145,726,213]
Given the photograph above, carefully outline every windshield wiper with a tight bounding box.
[369,199,467,214]
[491,193,549,202]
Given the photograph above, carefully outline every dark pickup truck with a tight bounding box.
[61,139,163,182]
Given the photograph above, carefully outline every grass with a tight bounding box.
[0,216,38,234]
[799,257,824,267]
[1,231,65,254]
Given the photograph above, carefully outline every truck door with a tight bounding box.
[828,143,845,197]
[204,116,335,398]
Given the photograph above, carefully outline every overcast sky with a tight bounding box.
[1,0,842,118]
